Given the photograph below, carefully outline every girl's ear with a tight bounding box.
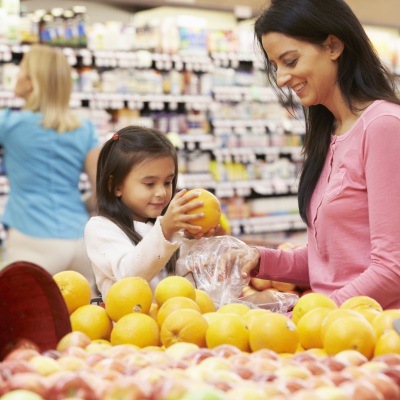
[324,34,344,60]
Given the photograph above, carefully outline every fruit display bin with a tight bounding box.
[0,261,72,359]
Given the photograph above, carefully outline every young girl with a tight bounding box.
[84,125,210,299]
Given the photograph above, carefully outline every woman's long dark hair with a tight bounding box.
[254,0,400,225]
[96,125,179,273]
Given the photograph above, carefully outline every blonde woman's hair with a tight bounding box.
[22,44,81,133]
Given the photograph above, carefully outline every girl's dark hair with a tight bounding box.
[254,0,400,225]
[96,125,179,273]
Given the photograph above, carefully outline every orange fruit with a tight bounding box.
[322,316,376,359]
[296,307,332,350]
[206,313,250,351]
[217,303,250,316]
[242,308,271,329]
[53,271,92,314]
[148,303,159,321]
[340,295,383,312]
[157,296,201,327]
[70,304,113,341]
[320,308,366,342]
[195,289,216,313]
[292,292,337,324]
[374,329,400,356]
[202,312,225,325]
[105,277,153,322]
[355,307,382,324]
[160,308,208,348]
[154,276,196,307]
[185,188,222,234]
[371,309,400,338]
[110,313,160,348]
[249,313,299,354]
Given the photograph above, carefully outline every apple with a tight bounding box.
[381,366,400,386]
[92,358,126,374]
[341,378,385,400]
[230,366,255,380]
[324,371,353,386]
[250,278,272,291]
[373,354,400,367]
[321,356,348,372]
[181,348,216,365]
[0,390,45,400]
[3,349,40,362]
[0,360,35,379]
[46,373,97,400]
[0,338,40,360]
[368,373,400,400]
[274,364,312,380]
[312,386,352,400]
[299,360,331,376]
[212,344,242,359]
[29,355,62,376]
[274,377,309,393]
[151,377,191,400]
[7,372,48,397]
[56,355,86,371]
[164,342,199,360]
[306,375,335,389]
[99,377,151,399]
[40,350,61,360]
[59,346,87,359]
[56,331,91,352]
[250,348,280,361]
[225,383,266,400]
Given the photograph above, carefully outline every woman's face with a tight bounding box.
[13,60,33,99]
[262,32,341,108]
[115,156,176,223]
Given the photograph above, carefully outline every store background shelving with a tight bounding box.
[0,0,400,245]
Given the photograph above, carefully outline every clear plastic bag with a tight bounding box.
[178,235,299,313]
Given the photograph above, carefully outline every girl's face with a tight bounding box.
[115,156,175,222]
[14,60,33,99]
[262,32,341,108]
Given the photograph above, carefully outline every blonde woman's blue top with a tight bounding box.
[0,109,98,239]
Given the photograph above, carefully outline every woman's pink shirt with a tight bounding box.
[256,100,400,309]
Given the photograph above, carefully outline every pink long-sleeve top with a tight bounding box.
[255,100,400,309]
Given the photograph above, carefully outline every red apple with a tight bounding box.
[0,360,35,379]
[181,348,216,365]
[373,354,400,367]
[334,350,368,366]
[368,373,400,400]
[7,372,48,397]
[250,348,280,361]
[0,338,40,360]
[46,373,97,400]
[239,285,258,298]
[299,360,331,376]
[4,349,40,362]
[321,356,348,371]
[212,344,242,358]
[274,377,309,393]
[56,331,91,352]
[341,378,385,400]
[381,366,400,386]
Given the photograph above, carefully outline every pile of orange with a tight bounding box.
[54,269,398,360]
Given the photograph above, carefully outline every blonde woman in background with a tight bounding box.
[0,44,100,295]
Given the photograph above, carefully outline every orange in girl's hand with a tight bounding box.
[185,188,222,234]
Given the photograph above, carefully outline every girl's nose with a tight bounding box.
[155,186,166,197]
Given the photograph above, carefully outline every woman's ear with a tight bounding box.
[324,34,344,60]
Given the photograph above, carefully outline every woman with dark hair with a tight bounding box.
[84,126,212,298]
[236,0,400,309]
